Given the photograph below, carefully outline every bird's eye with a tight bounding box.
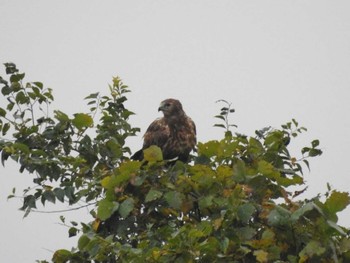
[165,103,170,108]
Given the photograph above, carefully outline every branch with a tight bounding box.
[31,201,97,214]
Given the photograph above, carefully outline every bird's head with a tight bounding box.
[158,98,184,118]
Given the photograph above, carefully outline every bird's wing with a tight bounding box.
[143,118,170,149]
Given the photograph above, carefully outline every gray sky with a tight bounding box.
[1,1,350,261]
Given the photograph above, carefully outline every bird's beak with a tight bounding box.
[158,102,164,112]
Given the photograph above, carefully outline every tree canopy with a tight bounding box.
[1,63,350,262]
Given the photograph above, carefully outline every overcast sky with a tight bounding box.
[1,1,350,262]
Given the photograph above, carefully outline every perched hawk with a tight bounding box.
[132,98,196,163]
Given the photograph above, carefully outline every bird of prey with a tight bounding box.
[132,98,196,163]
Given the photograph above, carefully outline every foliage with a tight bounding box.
[1,63,350,262]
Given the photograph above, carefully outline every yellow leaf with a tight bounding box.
[143,145,163,162]
[92,219,100,232]
[72,113,93,130]
[152,249,161,260]
[254,249,268,263]
[101,176,111,189]
[213,218,223,230]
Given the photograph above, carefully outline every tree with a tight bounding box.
[1,63,350,262]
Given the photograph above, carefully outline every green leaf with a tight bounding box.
[20,195,36,210]
[197,221,213,236]
[7,102,14,111]
[72,113,93,130]
[78,235,90,250]
[188,229,205,239]
[164,191,182,210]
[301,147,310,155]
[309,148,322,157]
[303,159,310,171]
[4,63,18,74]
[28,92,36,100]
[238,203,256,224]
[53,188,65,202]
[311,139,319,148]
[0,76,7,85]
[216,165,233,181]
[32,81,43,89]
[64,186,75,202]
[42,190,56,205]
[54,110,69,122]
[232,160,246,183]
[68,227,78,237]
[236,226,256,241]
[145,189,163,203]
[84,238,100,258]
[143,145,163,162]
[97,199,119,220]
[258,160,301,186]
[258,160,279,179]
[299,240,326,258]
[7,194,15,200]
[248,137,264,154]
[44,89,54,101]
[324,191,350,217]
[327,220,347,236]
[0,107,6,117]
[119,160,142,175]
[220,237,230,254]
[52,249,72,263]
[264,130,284,149]
[291,202,317,222]
[84,92,99,99]
[59,215,65,224]
[339,238,350,253]
[268,206,291,226]
[198,141,220,158]
[292,118,299,127]
[214,115,225,121]
[214,124,226,129]
[197,140,220,158]
[13,143,30,154]
[198,195,214,209]
[106,138,122,157]
[2,123,10,135]
[105,173,130,189]
[1,85,12,95]
[10,73,25,82]
[190,164,215,187]
[15,91,29,104]
[104,161,142,190]
[119,198,134,218]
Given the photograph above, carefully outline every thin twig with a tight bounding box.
[31,201,97,214]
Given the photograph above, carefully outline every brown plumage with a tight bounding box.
[132,98,196,163]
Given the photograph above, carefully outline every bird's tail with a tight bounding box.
[131,149,144,161]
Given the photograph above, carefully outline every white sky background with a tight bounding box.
[1,1,350,261]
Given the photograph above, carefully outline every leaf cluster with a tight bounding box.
[214,99,237,134]
[0,63,139,216]
[1,64,349,262]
